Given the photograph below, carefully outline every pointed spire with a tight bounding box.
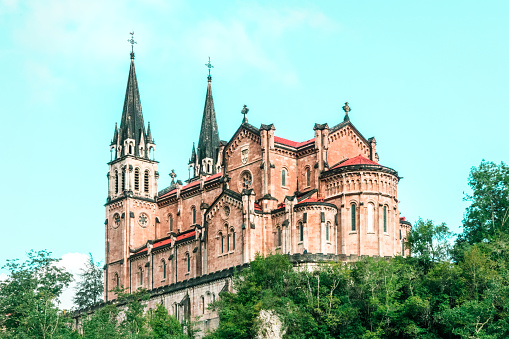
[147,122,153,143]
[189,142,196,165]
[196,68,220,173]
[111,123,118,145]
[117,35,150,158]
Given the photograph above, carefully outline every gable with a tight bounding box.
[224,124,261,167]
[205,190,242,222]
[327,123,372,166]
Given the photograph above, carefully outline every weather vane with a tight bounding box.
[128,32,137,57]
[205,57,214,78]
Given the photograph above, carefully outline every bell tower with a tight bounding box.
[104,34,158,300]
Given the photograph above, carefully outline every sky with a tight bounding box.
[1,0,508,308]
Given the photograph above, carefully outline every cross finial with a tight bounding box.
[169,169,177,185]
[128,32,137,59]
[241,105,249,124]
[342,102,351,122]
[342,102,351,114]
[205,56,214,81]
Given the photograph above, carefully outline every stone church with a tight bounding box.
[102,48,411,332]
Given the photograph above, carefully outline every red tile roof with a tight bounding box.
[153,237,172,249]
[297,197,324,204]
[159,173,223,199]
[133,230,196,255]
[135,247,148,254]
[274,136,314,148]
[331,155,379,169]
[158,188,177,199]
[254,202,262,211]
[176,230,195,242]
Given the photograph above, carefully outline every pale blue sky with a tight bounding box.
[1,0,508,273]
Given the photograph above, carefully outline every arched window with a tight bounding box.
[281,169,287,187]
[326,221,330,241]
[162,260,166,279]
[144,170,149,193]
[383,206,387,233]
[278,227,282,246]
[367,203,374,233]
[219,232,224,254]
[139,267,143,285]
[241,171,252,189]
[227,227,230,252]
[306,168,311,187]
[115,273,119,288]
[122,169,126,191]
[134,168,140,191]
[129,144,133,155]
[299,222,304,242]
[115,170,119,194]
[192,207,196,224]
[187,253,191,273]
[169,214,173,232]
[201,296,205,314]
[351,204,356,231]
[232,230,235,250]
[402,239,405,256]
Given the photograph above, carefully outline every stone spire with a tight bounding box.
[115,46,151,159]
[189,142,196,165]
[195,62,220,175]
[111,122,118,146]
[146,122,153,143]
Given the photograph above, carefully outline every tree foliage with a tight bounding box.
[406,218,453,270]
[73,253,103,310]
[0,250,76,338]
[461,160,509,244]
[206,249,509,339]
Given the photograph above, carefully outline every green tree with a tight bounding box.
[115,287,151,339]
[73,253,103,309]
[148,303,186,339]
[406,219,453,269]
[0,250,76,338]
[81,304,122,339]
[461,160,509,244]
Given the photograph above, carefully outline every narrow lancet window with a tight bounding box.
[134,168,140,191]
[384,206,387,233]
[115,170,119,194]
[144,170,149,193]
[351,204,356,231]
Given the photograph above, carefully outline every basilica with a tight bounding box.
[102,48,411,331]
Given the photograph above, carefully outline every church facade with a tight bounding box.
[103,50,411,330]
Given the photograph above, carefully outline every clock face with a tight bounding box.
[138,213,149,227]
[113,214,120,229]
